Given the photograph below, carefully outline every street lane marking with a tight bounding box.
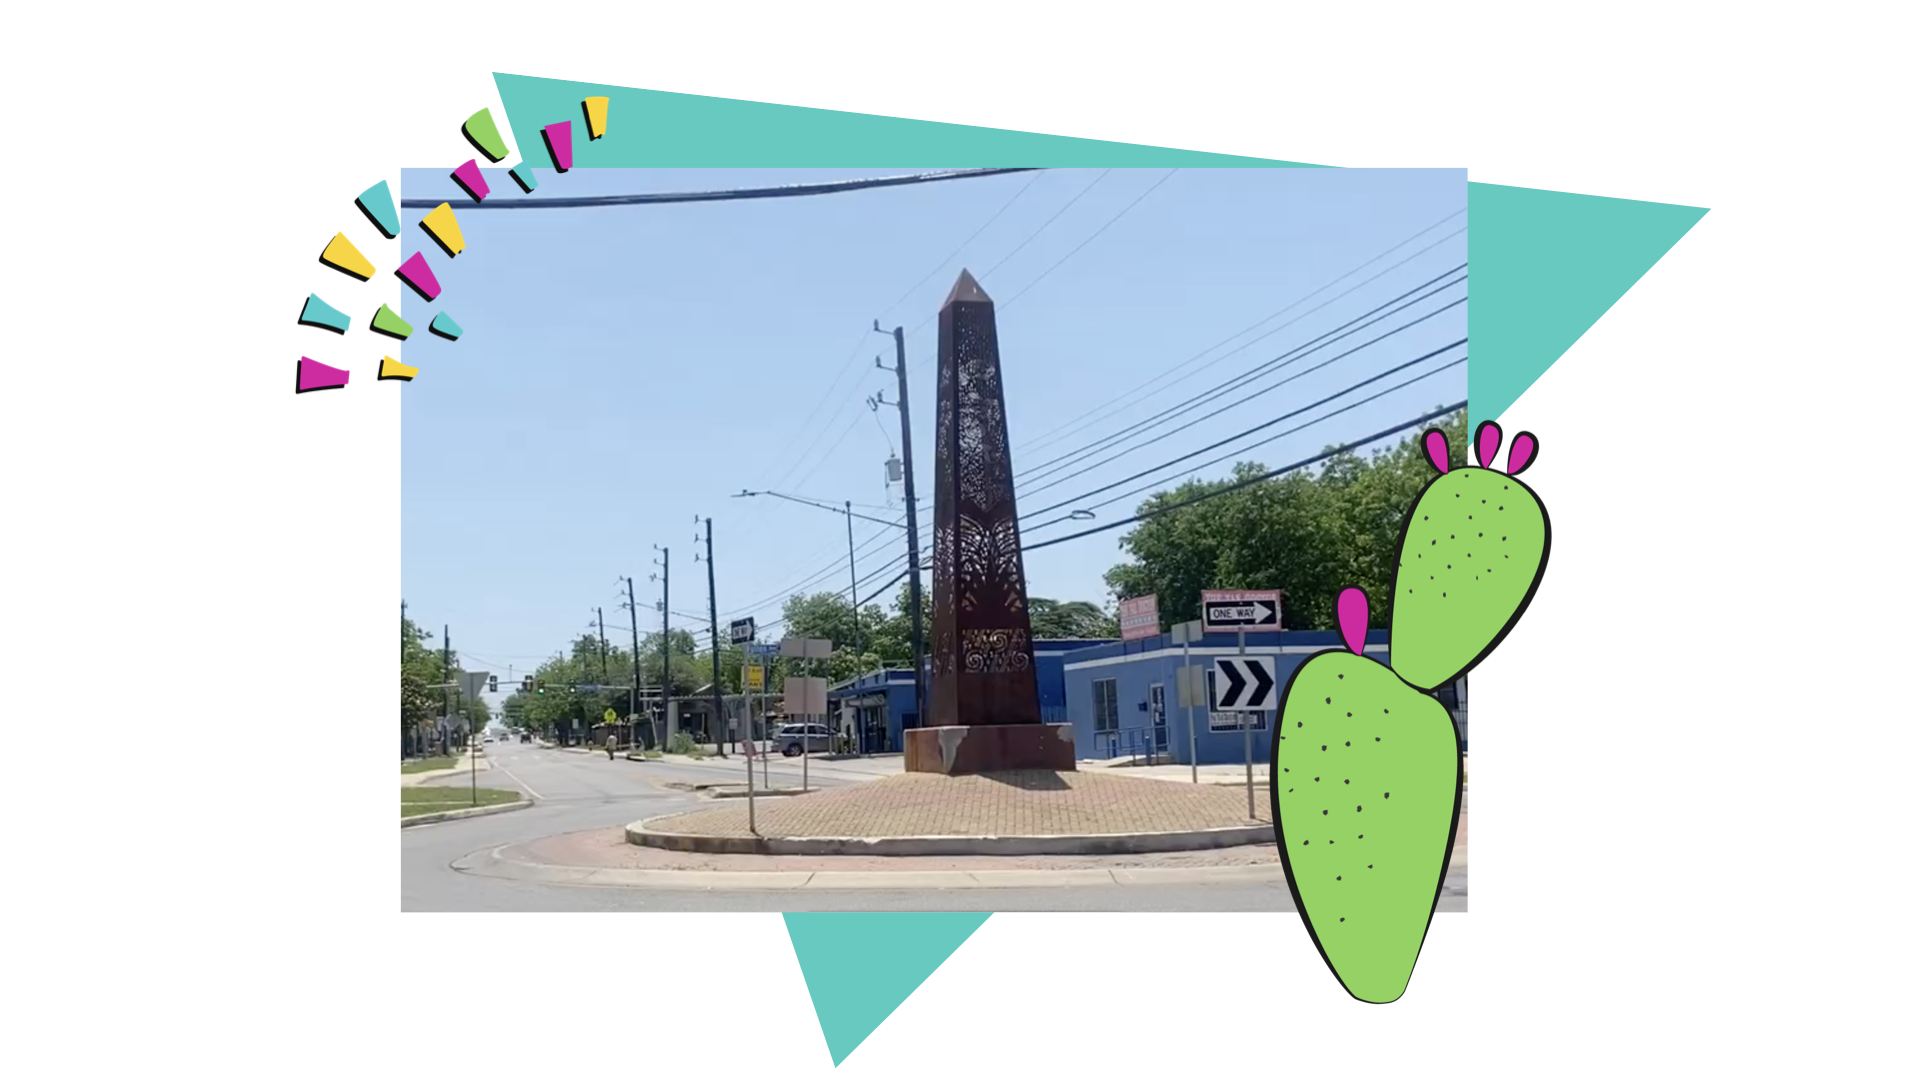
[489,757,544,801]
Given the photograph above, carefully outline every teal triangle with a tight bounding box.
[298,293,350,333]
[355,180,400,239]
[784,912,990,1065]
[1469,182,1707,423]
[429,312,463,340]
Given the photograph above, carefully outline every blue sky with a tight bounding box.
[399,166,1466,683]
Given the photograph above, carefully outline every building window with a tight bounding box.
[1093,678,1119,733]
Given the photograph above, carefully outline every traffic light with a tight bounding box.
[522,676,533,693]
[487,675,498,694]
[535,679,545,695]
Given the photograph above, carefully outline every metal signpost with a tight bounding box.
[782,637,832,792]
[1203,590,1283,819]
[732,619,757,831]
[1172,620,1204,783]
[751,642,778,787]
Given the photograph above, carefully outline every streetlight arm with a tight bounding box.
[740,489,906,530]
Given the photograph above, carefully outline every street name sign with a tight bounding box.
[729,617,756,645]
[1201,589,1282,634]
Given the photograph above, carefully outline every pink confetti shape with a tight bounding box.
[296,357,350,393]
[543,121,573,171]
[1507,432,1539,475]
[396,252,442,301]
[1475,420,1503,469]
[1336,587,1369,656]
[1423,429,1451,473]
[451,159,490,202]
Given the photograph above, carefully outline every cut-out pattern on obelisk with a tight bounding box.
[928,270,1040,728]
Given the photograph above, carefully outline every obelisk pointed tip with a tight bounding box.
[943,268,992,307]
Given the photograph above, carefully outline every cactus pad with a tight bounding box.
[1272,588,1462,1004]
[1389,422,1549,691]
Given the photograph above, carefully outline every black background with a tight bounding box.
[278,69,1735,1053]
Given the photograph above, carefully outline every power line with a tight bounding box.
[749,170,1052,493]
[399,167,1043,209]
[1013,213,1467,457]
[999,168,1180,310]
[774,410,869,494]
[981,170,1114,280]
[1019,402,1467,553]
[1013,265,1466,489]
[1016,285,1468,500]
[875,170,1048,320]
[728,291,1464,623]
[718,514,911,619]
[1058,356,1469,521]
[896,168,1120,346]
[1018,337,1466,522]
[771,168,1113,488]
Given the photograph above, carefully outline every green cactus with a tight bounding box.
[1271,587,1461,1004]
[1389,421,1550,691]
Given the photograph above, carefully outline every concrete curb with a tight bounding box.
[401,798,532,829]
[626,817,1272,857]
[452,845,1292,891]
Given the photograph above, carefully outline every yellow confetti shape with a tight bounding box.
[379,356,418,381]
[319,232,375,280]
[583,96,609,139]
[421,202,466,256]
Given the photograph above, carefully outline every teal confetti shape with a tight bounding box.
[783,913,989,1066]
[429,312,463,340]
[355,180,400,239]
[509,162,539,193]
[297,293,350,334]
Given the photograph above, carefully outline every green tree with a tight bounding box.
[1104,409,1469,631]
[401,671,433,724]
[1028,598,1120,639]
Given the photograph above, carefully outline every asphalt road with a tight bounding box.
[402,740,1467,913]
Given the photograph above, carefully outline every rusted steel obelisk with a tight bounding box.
[905,269,1076,774]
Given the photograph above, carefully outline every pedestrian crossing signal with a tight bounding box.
[487,675,498,694]
[521,676,533,693]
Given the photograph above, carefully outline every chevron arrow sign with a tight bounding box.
[1211,657,1277,711]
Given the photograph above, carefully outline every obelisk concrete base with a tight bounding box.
[904,724,1077,775]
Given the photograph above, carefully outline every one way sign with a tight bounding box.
[1201,589,1282,633]
[1211,657,1277,711]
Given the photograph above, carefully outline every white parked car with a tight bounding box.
[776,723,833,757]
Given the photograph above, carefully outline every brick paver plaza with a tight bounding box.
[644,770,1273,839]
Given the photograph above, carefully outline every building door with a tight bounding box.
[1149,683,1168,752]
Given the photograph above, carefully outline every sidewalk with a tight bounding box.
[400,748,489,787]
[635,749,1432,791]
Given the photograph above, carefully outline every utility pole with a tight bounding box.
[699,517,727,758]
[653,547,670,749]
[625,578,644,749]
[441,624,452,755]
[875,322,927,732]
[846,501,861,658]
[596,607,610,683]
[400,600,409,756]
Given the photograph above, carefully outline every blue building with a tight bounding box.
[1060,629,1395,766]
[824,638,1115,753]
[820,633,1464,764]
